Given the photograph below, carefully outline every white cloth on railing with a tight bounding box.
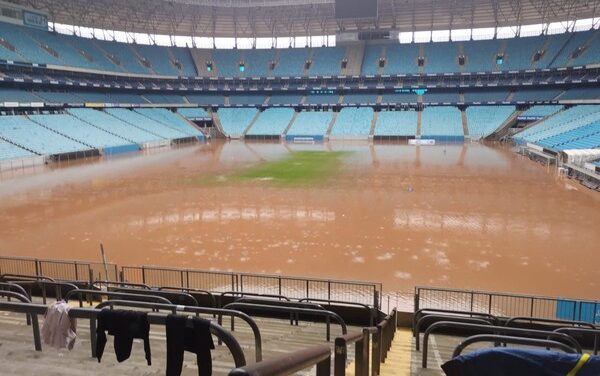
[41,300,77,350]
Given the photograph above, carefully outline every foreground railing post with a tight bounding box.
[316,354,331,376]
[371,327,381,376]
[334,337,347,376]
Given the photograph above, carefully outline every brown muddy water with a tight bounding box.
[0,141,598,306]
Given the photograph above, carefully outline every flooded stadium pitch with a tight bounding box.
[1,140,599,306]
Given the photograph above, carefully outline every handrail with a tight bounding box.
[95,299,263,362]
[554,327,600,355]
[91,280,151,290]
[0,300,246,367]
[422,321,583,368]
[111,287,199,306]
[334,331,368,376]
[504,316,597,329]
[452,334,578,358]
[64,289,172,306]
[412,308,499,335]
[234,297,325,326]
[229,343,330,376]
[8,280,79,303]
[221,291,291,302]
[223,302,347,341]
[158,286,216,307]
[0,282,30,299]
[299,298,376,326]
[0,291,40,350]
[415,315,494,350]
[0,274,55,282]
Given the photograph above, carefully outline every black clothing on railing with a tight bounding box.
[166,314,214,376]
[96,309,151,365]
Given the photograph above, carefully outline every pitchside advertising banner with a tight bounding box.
[22,10,48,30]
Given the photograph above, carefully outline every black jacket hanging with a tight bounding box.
[166,314,215,376]
[96,309,151,365]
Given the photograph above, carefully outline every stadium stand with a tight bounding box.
[246,108,296,136]
[133,108,204,137]
[515,105,600,148]
[561,87,600,100]
[374,110,418,137]
[0,138,35,160]
[186,94,226,106]
[422,91,459,104]
[463,90,509,103]
[177,107,210,120]
[342,93,377,105]
[268,94,304,105]
[242,48,276,77]
[423,41,460,73]
[132,44,179,76]
[330,107,374,137]
[465,106,515,138]
[304,94,340,105]
[143,93,187,104]
[32,91,84,103]
[361,45,382,75]
[28,113,131,149]
[212,49,243,77]
[94,39,151,75]
[217,108,259,138]
[421,106,464,140]
[0,89,43,103]
[381,92,419,105]
[169,46,197,76]
[286,110,333,139]
[383,43,420,74]
[67,108,164,144]
[512,88,562,102]
[228,95,266,105]
[0,115,90,154]
[308,47,346,76]
[271,48,308,77]
[520,105,563,118]
[104,108,189,139]
[462,39,502,72]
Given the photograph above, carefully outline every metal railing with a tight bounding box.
[414,314,496,351]
[111,287,199,306]
[229,344,330,376]
[0,291,39,350]
[0,300,247,368]
[64,289,172,306]
[421,321,583,368]
[334,331,369,376]
[414,285,600,322]
[121,265,238,292]
[223,302,347,341]
[0,256,118,282]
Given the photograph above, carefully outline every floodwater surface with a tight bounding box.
[0,141,599,305]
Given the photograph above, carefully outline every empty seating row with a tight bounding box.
[246,108,295,136]
[330,107,374,136]
[374,110,418,137]
[516,105,600,143]
[421,106,464,138]
[466,106,515,138]
[218,108,259,138]
[286,111,333,137]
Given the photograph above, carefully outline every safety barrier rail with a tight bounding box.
[64,289,172,306]
[111,287,199,306]
[414,314,496,350]
[0,256,118,282]
[554,328,600,355]
[229,344,331,376]
[0,300,247,367]
[421,321,583,368]
[0,291,39,349]
[414,285,600,323]
[223,302,347,341]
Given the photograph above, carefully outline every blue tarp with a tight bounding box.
[442,348,600,376]
[556,300,600,324]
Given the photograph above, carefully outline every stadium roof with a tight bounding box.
[12,0,600,38]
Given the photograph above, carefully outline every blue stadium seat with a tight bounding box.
[330,107,374,136]
[217,108,259,137]
[466,106,515,138]
[421,106,464,139]
[374,110,417,137]
[286,111,332,137]
[246,108,295,136]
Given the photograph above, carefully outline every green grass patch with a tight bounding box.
[188,151,346,187]
[233,151,346,186]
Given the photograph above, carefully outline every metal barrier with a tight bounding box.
[64,289,172,306]
[121,265,238,292]
[504,316,597,329]
[158,286,216,307]
[0,256,118,282]
[334,331,369,376]
[414,315,495,351]
[361,308,397,376]
[554,328,600,355]
[452,334,578,358]
[421,321,583,368]
[223,302,347,341]
[94,300,263,362]
[299,298,377,326]
[415,285,600,321]
[0,291,40,350]
[0,282,30,299]
[111,287,199,306]
[412,308,499,335]
[221,291,291,302]
[91,281,151,290]
[229,343,331,376]
[239,273,381,309]
[8,280,79,304]
[0,300,247,367]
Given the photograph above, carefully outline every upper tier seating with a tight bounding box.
[463,90,509,103]
[286,111,333,136]
[268,94,304,105]
[374,110,418,136]
[304,94,340,105]
[381,93,419,104]
[561,88,600,100]
[32,91,84,103]
[421,106,464,138]
[143,94,187,104]
[67,108,163,143]
[342,94,377,105]
[520,105,563,118]
[0,115,90,154]
[246,108,295,136]
[218,108,259,137]
[72,91,148,103]
[466,106,515,138]
[330,107,374,136]
[0,138,34,160]
[515,105,600,145]
[229,95,266,105]
[1,21,599,77]
[28,113,130,148]
[133,108,204,137]
[104,108,189,139]
[422,92,459,104]
[0,89,43,103]
[177,107,210,119]
[186,94,225,106]
[512,88,562,102]
[537,120,600,150]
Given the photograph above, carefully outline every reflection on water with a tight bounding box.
[0,140,599,304]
